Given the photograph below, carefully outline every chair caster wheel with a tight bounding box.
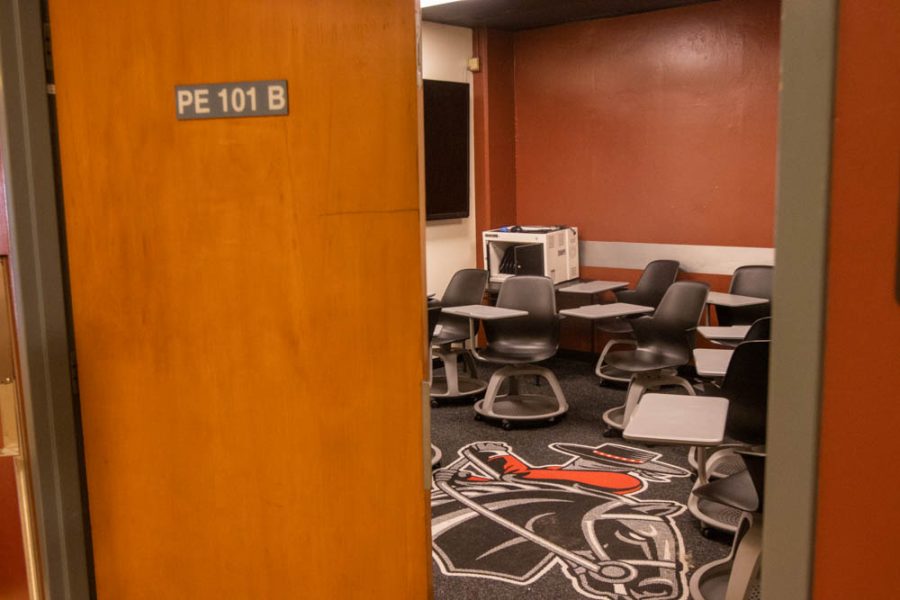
[700,526,714,539]
[501,420,512,431]
[430,399,439,408]
[602,426,623,438]
[474,413,482,421]
[547,416,557,424]
[689,473,698,482]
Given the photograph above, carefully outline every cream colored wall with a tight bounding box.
[422,22,476,296]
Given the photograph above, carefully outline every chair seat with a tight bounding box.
[693,469,759,513]
[606,348,683,372]
[479,343,556,365]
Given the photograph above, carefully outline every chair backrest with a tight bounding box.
[718,265,774,326]
[440,268,488,306]
[720,340,770,446]
[743,317,772,342]
[484,276,559,353]
[631,281,709,364]
[615,259,680,307]
[435,269,488,341]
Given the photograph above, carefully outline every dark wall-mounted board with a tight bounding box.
[424,79,470,221]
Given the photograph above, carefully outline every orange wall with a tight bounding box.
[513,0,780,247]
[813,0,900,596]
[472,1,779,351]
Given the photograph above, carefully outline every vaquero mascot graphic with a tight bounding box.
[431,441,691,600]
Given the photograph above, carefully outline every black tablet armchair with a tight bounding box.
[716,265,773,326]
[473,276,568,429]
[430,269,489,402]
[623,340,770,534]
[602,281,709,434]
[689,451,766,599]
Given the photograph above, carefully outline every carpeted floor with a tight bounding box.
[430,355,732,600]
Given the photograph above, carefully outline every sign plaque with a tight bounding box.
[175,80,288,120]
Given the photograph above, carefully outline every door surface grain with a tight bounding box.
[48,1,429,597]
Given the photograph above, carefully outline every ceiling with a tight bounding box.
[422,0,717,31]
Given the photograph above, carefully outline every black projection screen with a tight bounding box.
[423,79,470,220]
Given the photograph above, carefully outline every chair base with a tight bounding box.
[430,347,487,399]
[690,514,762,600]
[597,364,679,385]
[602,405,627,429]
[596,364,633,384]
[691,561,761,600]
[429,376,487,399]
[688,446,763,533]
[473,396,567,428]
[689,447,749,480]
[689,492,744,534]
[474,365,568,429]
[602,371,696,431]
[708,450,754,480]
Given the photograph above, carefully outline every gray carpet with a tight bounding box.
[430,355,732,600]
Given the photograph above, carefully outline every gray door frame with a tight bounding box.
[0,0,837,598]
[762,0,838,596]
[0,1,93,598]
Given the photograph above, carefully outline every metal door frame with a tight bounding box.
[763,0,839,596]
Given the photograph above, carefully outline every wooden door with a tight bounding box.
[48,1,429,597]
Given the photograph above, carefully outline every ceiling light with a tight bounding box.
[421,0,469,8]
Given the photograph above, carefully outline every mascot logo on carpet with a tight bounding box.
[431,441,690,600]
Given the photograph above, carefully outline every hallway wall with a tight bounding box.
[423,22,477,295]
[813,0,900,596]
